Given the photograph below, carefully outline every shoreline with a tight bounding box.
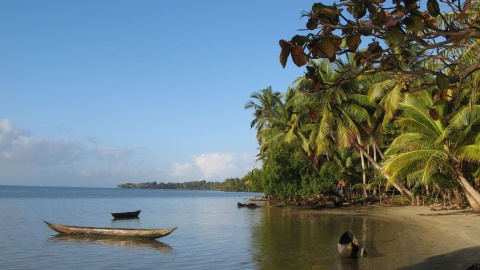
[293,205,480,269]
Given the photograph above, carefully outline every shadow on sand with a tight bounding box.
[397,246,480,270]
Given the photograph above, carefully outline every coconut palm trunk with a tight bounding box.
[354,143,413,201]
[454,163,480,211]
[360,152,368,197]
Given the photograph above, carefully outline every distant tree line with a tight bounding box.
[117,178,258,192]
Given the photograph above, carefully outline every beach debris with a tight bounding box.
[338,231,367,258]
[237,202,260,209]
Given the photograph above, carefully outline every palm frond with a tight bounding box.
[383,149,441,182]
[457,145,480,162]
[368,79,396,101]
[385,133,436,155]
[397,94,443,136]
[442,105,480,145]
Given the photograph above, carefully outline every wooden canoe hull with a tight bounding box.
[44,221,176,240]
[111,210,141,219]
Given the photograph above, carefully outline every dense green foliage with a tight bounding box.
[261,142,307,200]
[244,1,480,210]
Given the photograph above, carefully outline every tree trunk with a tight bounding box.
[354,143,413,202]
[455,165,480,212]
[360,152,368,197]
[372,139,384,160]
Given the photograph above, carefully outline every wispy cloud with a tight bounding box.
[0,119,138,167]
[92,147,135,163]
[170,153,257,182]
[0,119,141,185]
[170,162,194,177]
[0,119,258,187]
[0,119,86,167]
[195,153,237,179]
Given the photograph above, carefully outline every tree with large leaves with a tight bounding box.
[279,0,480,102]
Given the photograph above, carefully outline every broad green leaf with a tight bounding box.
[436,73,450,91]
[385,25,405,45]
[403,16,423,33]
[430,99,447,120]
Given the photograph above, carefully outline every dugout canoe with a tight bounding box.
[111,210,141,219]
[44,221,177,240]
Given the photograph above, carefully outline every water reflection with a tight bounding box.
[48,235,173,253]
[111,217,139,222]
[251,206,426,269]
[110,217,141,226]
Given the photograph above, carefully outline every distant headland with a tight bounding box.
[117,179,258,192]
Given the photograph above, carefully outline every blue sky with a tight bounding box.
[0,0,317,187]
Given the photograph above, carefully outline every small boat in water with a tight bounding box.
[338,231,366,258]
[44,221,177,240]
[111,210,141,219]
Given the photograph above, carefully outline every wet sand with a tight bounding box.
[303,205,480,269]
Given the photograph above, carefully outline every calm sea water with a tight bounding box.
[0,186,435,269]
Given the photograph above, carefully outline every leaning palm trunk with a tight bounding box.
[354,143,413,201]
[454,164,480,212]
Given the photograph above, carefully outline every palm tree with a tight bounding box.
[245,86,284,161]
[293,59,368,153]
[294,58,415,199]
[360,71,415,198]
[245,86,283,132]
[383,90,480,211]
[248,87,300,156]
[331,148,362,194]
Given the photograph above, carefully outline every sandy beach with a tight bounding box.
[310,205,480,269]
